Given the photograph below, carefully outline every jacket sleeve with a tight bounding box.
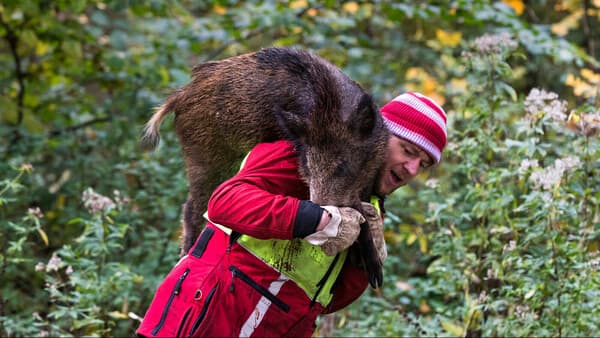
[207,140,323,240]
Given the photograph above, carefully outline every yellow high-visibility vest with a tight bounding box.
[207,152,381,306]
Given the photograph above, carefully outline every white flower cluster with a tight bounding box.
[569,110,600,137]
[425,178,439,189]
[529,156,581,191]
[35,253,62,272]
[518,159,539,176]
[27,207,44,219]
[35,253,73,274]
[515,304,536,319]
[472,32,518,54]
[82,187,116,214]
[113,189,130,208]
[588,251,600,270]
[524,88,567,122]
[503,240,517,253]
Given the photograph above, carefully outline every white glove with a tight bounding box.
[305,206,365,256]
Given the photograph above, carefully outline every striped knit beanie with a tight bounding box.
[381,92,447,163]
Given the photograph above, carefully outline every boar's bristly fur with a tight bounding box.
[142,47,389,288]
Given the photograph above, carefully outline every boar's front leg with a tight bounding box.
[353,202,383,289]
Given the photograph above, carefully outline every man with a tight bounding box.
[136,92,447,337]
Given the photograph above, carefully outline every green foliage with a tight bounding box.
[1,0,598,337]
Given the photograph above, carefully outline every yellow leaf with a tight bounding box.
[37,228,49,246]
[289,0,307,9]
[383,229,400,244]
[565,72,597,98]
[406,67,424,79]
[502,0,525,15]
[337,314,346,328]
[108,311,128,319]
[428,92,446,107]
[422,76,438,94]
[213,5,227,15]
[36,41,50,56]
[451,78,468,92]
[343,2,359,13]
[440,320,464,337]
[159,66,170,83]
[580,68,600,83]
[406,233,417,245]
[419,300,431,313]
[435,29,462,47]
[551,9,583,36]
[307,8,318,16]
[418,234,428,253]
[57,194,66,210]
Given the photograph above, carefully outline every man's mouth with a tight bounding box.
[390,170,402,185]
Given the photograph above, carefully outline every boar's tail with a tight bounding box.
[141,91,181,150]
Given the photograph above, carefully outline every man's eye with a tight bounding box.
[421,158,434,169]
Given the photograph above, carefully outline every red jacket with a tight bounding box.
[207,139,369,313]
[137,140,370,337]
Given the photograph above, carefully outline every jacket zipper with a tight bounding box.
[151,268,190,335]
[229,265,290,313]
[310,253,340,307]
[175,307,192,338]
[187,284,218,337]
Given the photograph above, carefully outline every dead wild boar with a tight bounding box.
[142,47,389,288]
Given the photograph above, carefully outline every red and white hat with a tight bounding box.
[381,92,447,163]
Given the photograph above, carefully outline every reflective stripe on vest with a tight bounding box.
[205,213,347,306]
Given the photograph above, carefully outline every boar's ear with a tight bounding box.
[349,93,379,138]
[275,109,311,144]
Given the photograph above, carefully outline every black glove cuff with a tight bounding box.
[293,200,324,238]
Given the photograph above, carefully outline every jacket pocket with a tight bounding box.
[151,268,190,335]
[229,265,290,313]
[175,282,219,338]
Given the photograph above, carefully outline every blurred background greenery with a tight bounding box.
[1,0,598,336]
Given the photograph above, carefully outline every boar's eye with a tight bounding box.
[333,160,352,177]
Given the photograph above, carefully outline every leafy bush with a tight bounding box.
[1,1,598,337]
[338,30,599,337]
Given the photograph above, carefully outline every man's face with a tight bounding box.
[376,135,434,196]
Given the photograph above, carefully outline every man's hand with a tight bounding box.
[305,206,365,256]
[360,202,387,264]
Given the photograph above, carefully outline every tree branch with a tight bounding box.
[48,116,112,137]
[203,5,321,62]
[0,14,26,126]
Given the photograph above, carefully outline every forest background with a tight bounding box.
[1,0,599,337]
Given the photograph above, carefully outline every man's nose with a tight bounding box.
[405,158,421,176]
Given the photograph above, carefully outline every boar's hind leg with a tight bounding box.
[180,196,207,256]
[179,150,246,256]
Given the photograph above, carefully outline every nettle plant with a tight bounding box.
[336,32,598,337]
[1,168,142,337]
[423,33,600,336]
